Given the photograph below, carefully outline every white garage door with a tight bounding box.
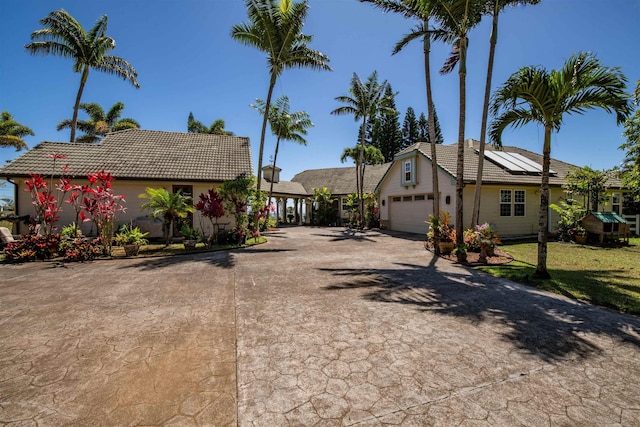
[389,195,432,235]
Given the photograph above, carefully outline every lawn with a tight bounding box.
[111,237,266,258]
[478,238,640,315]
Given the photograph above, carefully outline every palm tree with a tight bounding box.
[57,102,139,143]
[231,0,331,196]
[490,52,631,278]
[360,0,453,224]
[26,9,139,142]
[187,113,234,135]
[252,95,313,205]
[470,0,540,228]
[0,111,33,151]
[332,71,392,226]
[139,188,194,245]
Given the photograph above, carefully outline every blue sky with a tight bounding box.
[1,0,639,202]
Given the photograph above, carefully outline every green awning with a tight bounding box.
[588,212,627,223]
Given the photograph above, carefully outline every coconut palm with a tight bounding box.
[231,0,331,196]
[187,113,234,135]
[490,52,631,278]
[139,188,194,245]
[57,102,139,143]
[252,95,313,205]
[470,0,540,228]
[360,0,454,223]
[332,71,392,226]
[26,9,139,142]
[0,111,33,151]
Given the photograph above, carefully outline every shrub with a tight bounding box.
[60,237,105,262]
[4,234,61,262]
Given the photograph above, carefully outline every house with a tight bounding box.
[377,139,625,236]
[291,163,391,224]
[0,129,253,237]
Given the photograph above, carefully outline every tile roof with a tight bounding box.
[399,140,623,187]
[0,129,253,182]
[291,163,392,195]
[259,179,308,196]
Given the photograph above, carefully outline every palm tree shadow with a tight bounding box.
[321,262,640,362]
[118,250,236,271]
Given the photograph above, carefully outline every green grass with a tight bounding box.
[111,237,267,258]
[478,238,640,315]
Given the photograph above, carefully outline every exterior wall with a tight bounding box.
[378,154,456,234]
[14,179,235,238]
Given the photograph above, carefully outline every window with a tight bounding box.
[392,196,401,202]
[500,189,525,217]
[611,193,621,214]
[403,196,412,202]
[414,195,425,201]
[401,158,416,186]
[404,161,412,182]
[341,197,349,217]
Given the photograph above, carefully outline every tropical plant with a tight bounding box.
[340,144,385,227]
[621,80,640,203]
[312,187,336,226]
[471,0,541,229]
[231,0,331,199]
[219,176,255,245]
[138,188,194,245]
[489,52,631,278]
[114,224,149,246]
[57,102,139,143]
[550,200,587,242]
[0,111,33,151]
[187,113,234,135]
[179,224,202,241]
[251,95,312,205]
[332,71,392,227]
[195,188,226,245]
[426,209,456,243]
[26,9,139,142]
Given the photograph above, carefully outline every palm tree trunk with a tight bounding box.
[257,75,277,194]
[70,65,90,142]
[471,8,499,228]
[358,118,367,228]
[268,136,282,213]
[534,125,552,279]
[455,36,468,263]
[423,19,440,220]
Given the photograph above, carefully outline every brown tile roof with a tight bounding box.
[291,163,392,195]
[397,140,623,187]
[259,179,308,196]
[0,129,253,182]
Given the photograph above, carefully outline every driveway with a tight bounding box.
[1,227,639,425]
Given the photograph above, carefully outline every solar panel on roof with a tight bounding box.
[484,151,555,175]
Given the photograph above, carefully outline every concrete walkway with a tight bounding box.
[1,227,639,425]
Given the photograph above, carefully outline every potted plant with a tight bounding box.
[180,224,202,250]
[473,223,501,263]
[114,224,149,256]
[426,210,456,255]
[572,226,588,244]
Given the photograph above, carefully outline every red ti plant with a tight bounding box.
[80,170,126,254]
[195,188,225,245]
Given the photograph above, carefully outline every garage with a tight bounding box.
[388,194,432,235]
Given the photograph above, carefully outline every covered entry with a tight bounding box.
[388,194,432,235]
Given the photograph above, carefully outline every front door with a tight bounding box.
[172,185,193,237]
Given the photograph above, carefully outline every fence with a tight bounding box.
[623,214,640,236]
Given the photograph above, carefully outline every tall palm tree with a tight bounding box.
[0,111,33,151]
[231,0,331,196]
[332,71,392,226]
[187,113,234,135]
[26,9,139,142]
[139,188,194,245]
[490,52,631,278]
[360,0,453,226]
[252,95,313,205]
[57,102,139,143]
[437,0,483,261]
[470,0,540,228]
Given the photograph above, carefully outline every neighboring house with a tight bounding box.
[377,139,625,236]
[0,129,253,237]
[292,163,391,224]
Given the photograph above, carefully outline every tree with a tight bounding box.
[231,0,331,198]
[187,113,234,135]
[26,9,139,142]
[371,84,403,161]
[57,102,139,143]
[332,71,392,226]
[417,108,444,144]
[621,80,640,203]
[490,52,631,278]
[360,0,455,231]
[402,106,419,149]
[0,111,33,151]
[564,166,610,212]
[139,188,194,245]
[471,0,541,229]
[252,95,312,205]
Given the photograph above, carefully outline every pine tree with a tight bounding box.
[401,106,419,150]
[371,85,402,161]
[418,108,444,144]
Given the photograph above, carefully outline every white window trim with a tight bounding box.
[500,189,526,217]
[401,158,416,186]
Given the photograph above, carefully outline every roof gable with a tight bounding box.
[291,163,392,195]
[0,129,253,182]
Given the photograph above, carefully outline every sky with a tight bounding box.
[1,0,639,202]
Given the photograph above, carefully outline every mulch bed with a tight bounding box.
[437,248,514,266]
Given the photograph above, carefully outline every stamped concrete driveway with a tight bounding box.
[1,227,640,426]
